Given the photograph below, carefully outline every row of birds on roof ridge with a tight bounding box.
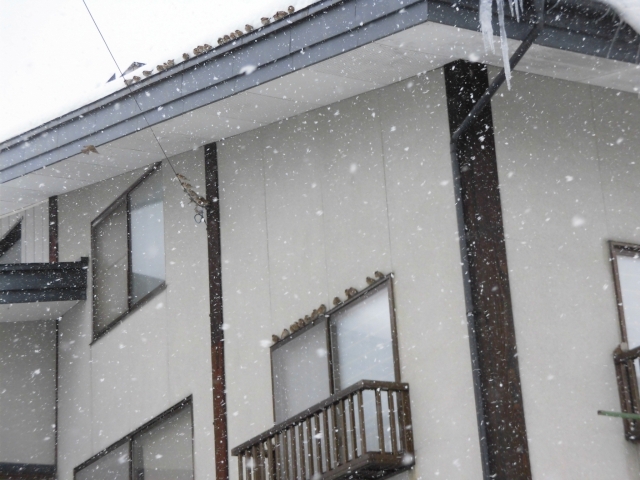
[271,271,386,344]
[123,6,296,87]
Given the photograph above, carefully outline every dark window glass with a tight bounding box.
[75,443,130,480]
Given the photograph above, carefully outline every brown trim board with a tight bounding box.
[444,60,532,480]
[48,196,58,263]
[205,142,229,480]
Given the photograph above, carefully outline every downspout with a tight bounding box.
[449,1,544,478]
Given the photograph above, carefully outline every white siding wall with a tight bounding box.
[56,152,215,480]
[219,71,483,480]
[0,320,57,465]
[0,202,49,263]
[493,72,640,478]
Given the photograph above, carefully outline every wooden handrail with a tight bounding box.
[231,380,408,455]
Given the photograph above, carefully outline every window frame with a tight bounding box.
[90,163,165,342]
[610,241,640,441]
[73,396,194,479]
[269,274,401,423]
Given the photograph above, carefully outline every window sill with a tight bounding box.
[91,282,167,345]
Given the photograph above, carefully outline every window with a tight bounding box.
[270,277,399,423]
[74,399,194,480]
[91,165,165,340]
[0,219,21,265]
[610,242,640,441]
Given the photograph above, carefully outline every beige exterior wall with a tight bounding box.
[56,151,215,480]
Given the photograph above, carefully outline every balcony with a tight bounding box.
[232,380,414,480]
[0,258,88,322]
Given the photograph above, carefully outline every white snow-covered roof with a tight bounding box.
[599,0,640,34]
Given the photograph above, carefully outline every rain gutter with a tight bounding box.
[448,0,545,478]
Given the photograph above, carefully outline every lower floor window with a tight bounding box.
[75,399,194,480]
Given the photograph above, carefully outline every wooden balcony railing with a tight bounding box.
[614,345,640,442]
[231,380,414,480]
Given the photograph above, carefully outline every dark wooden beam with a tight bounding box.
[205,142,229,480]
[444,60,532,480]
[48,196,58,263]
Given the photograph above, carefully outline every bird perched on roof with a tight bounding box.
[366,276,375,285]
[142,70,152,77]
[193,46,203,55]
[375,271,384,280]
[345,287,358,298]
[223,34,231,42]
[274,11,288,20]
[166,59,175,66]
[261,17,271,25]
[230,32,237,40]
[272,334,280,343]
[288,5,295,13]
[182,53,190,60]
[245,24,254,32]
[132,76,141,82]
[333,297,341,306]
[290,322,299,333]
[81,145,99,155]
[124,78,134,86]
[234,30,243,37]
[218,37,224,45]
[157,64,165,72]
[318,304,326,314]
[297,319,306,329]
[281,329,290,338]
[310,310,318,321]
[204,44,212,51]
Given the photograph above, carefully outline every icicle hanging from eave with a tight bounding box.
[597,0,640,35]
[479,0,524,90]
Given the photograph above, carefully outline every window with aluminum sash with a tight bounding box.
[91,165,165,340]
[270,278,399,425]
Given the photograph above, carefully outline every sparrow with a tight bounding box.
[345,287,358,298]
[193,46,202,55]
[142,70,153,77]
[132,76,141,82]
[223,35,231,42]
[333,297,341,306]
[218,37,224,45]
[288,5,295,13]
[166,59,175,66]
[290,323,299,333]
[124,78,134,86]
[157,64,165,72]
[281,329,290,338]
[230,32,236,40]
[297,319,306,329]
[272,334,280,343]
[375,271,384,280]
[310,309,318,321]
[245,24,254,32]
[318,304,326,314]
[261,17,271,25]
[183,53,190,60]
[274,11,288,20]
[204,44,212,51]
[234,30,243,37]
[81,145,99,155]
[366,276,375,285]
[304,315,311,325]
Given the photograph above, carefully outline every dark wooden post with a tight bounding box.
[205,143,229,480]
[444,60,532,480]
[49,196,58,263]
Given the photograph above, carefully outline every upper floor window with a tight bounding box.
[0,219,22,265]
[270,276,399,423]
[610,242,640,441]
[75,398,194,480]
[91,165,165,341]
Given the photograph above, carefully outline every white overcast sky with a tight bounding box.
[0,0,314,143]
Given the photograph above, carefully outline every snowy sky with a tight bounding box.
[0,0,314,143]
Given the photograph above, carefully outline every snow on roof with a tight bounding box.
[0,0,316,144]
[598,0,640,34]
